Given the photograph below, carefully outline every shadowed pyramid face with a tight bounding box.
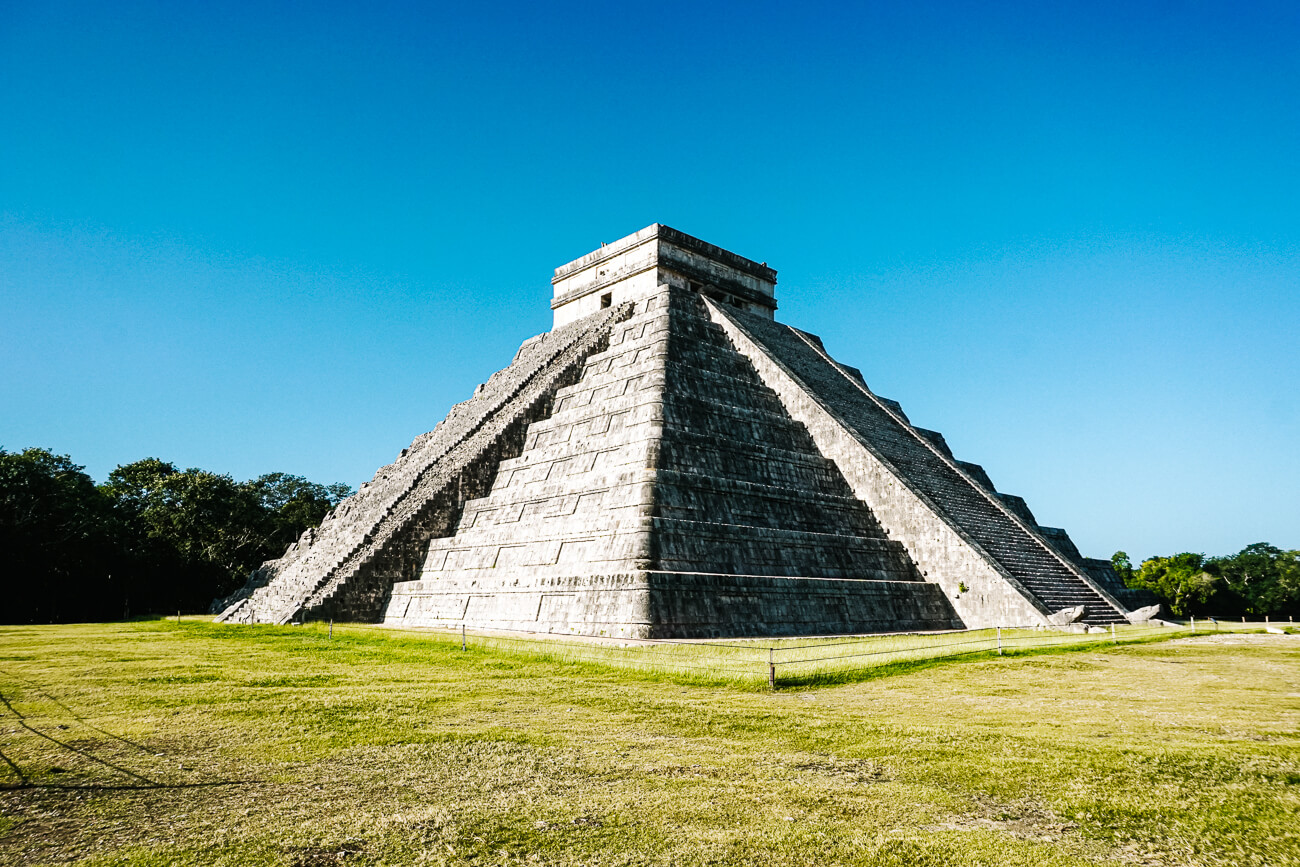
[216,226,1140,637]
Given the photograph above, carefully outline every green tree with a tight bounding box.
[3,448,353,621]
[1206,543,1300,618]
[245,473,351,560]
[1128,553,1222,616]
[0,447,125,622]
[101,461,355,614]
[102,459,267,611]
[1111,551,1136,585]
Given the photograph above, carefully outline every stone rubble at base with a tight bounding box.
[216,224,1155,637]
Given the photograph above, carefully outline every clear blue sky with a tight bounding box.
[2,0,1296,561]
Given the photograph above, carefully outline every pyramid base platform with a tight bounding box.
[381,571,963,639]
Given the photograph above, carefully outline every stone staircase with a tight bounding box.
[650,291,928,582]
[716,308,1127,626]
[214,304,630,624]
[385,285,960,637]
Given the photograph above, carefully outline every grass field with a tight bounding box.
[1,620,1297,866]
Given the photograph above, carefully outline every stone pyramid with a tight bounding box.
[217,225,1142,637]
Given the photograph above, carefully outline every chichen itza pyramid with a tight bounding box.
[216,224,1152,637]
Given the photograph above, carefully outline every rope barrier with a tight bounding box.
[776,636,1000,666]
[386,619,1284,686]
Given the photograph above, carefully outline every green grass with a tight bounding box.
[0,619,1297,866]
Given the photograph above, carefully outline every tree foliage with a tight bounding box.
[1116,544,1300,619]
[1110,551,1135,585]
[1207,543,1300,617]
[102,459,271,612]
[246,472,352,558]
[1,448,351,623]
[1125,552,1219,616]
[0,448,124,621]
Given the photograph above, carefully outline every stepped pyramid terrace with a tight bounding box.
[216,225,1153,637]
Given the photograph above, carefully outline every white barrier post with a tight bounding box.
[1191,616,1196,633]
[462,623,467,651]
[997,626,1003,656]
[1111,623,1117,644]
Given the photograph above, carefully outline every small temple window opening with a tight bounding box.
[600,292,612,308]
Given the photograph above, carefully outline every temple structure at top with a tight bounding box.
[216,224,1155,636]
[551,224,776,327]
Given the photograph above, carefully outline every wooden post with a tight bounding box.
[996,626,1002,656]
[768,648,776,690]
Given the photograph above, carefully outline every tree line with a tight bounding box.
[1,447,352,623]
[1112,545,1300,619]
